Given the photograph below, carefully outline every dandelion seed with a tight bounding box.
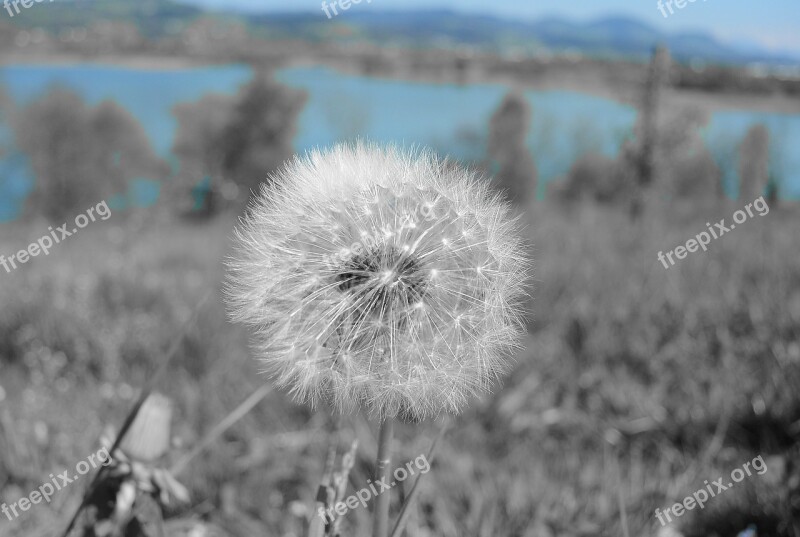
[225,143,529,420]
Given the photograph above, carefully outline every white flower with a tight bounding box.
[225,143,529,420]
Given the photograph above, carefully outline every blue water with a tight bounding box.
[0,63,253,154]
[1,63,799,221]
[275,66,639,195]
[0,63,253,220]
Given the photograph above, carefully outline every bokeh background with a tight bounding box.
[1,0,799,536]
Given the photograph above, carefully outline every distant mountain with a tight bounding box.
[6,1,799,67]
[5,0,203,38]
[248,10,800,66]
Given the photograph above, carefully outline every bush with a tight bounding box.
[556,152,629,203]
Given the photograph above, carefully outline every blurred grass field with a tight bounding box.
[0,196,798,537]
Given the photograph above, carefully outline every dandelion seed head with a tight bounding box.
[225,143,529,420]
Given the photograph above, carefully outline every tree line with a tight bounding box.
[0,55,785,224]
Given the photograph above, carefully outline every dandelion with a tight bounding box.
[226,143,528,420]
[225,143,529,536]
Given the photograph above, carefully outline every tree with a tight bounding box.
[653,106,720,200]
[219,74,307,196]
[169,74,307,215]
[13,86,166,221]
[555,103,718,205]
[487,91,537,204]
[170,93,237,214]
[628,45,671,217]
[91,100,168,190]
[14,87,98,221]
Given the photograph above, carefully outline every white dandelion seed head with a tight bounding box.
[225,142,530,420]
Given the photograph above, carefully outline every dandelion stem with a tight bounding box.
[390,421,448,537]
[373,417,394,537]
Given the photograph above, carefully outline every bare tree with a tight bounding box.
[487,90,537,205]
[627,45,671,217]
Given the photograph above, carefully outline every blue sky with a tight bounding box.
[180,0,800,53]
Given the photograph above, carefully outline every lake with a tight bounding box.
[1,63,798,220]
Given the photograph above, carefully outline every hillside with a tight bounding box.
[5,1,800,67]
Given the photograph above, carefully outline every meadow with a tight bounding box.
[0,193,797,536]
